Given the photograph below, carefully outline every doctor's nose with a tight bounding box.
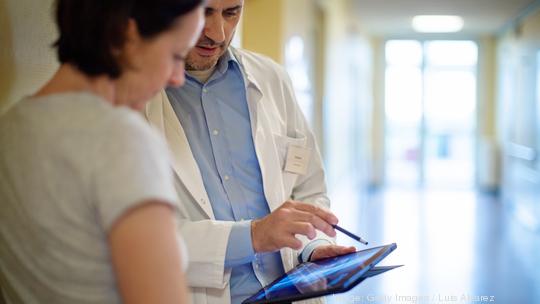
[204,15,226,45]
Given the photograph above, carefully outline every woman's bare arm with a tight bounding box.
[108,201,189,304]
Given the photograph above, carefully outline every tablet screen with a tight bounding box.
[243,244,396,304]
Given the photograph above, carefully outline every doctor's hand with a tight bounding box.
[250,200,338,253]
[309,244,356,261]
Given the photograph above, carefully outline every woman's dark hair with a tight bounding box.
[54,0,203,78]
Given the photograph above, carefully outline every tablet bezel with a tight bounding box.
[242,243,397,304]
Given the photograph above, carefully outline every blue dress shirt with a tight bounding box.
[166,50,285,304]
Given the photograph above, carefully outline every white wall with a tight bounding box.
[496,6,540,230]
[0,0,58,114]
[320,0,374,190]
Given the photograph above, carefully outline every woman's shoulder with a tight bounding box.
[39,92,152,136]
[97,103,159,145]
[11,92,159,148]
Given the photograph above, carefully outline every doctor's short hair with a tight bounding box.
[53,0,204,79]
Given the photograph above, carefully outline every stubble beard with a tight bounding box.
[185,54,221,71]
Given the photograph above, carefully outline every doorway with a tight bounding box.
[384,40,478,189]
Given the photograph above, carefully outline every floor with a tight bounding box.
[326,184,540,304]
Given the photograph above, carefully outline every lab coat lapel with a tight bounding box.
[145,91,215,219]
[234,49,297,274]
[238,55,286,213]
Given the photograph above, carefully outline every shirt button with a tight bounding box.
[203,88,208,93]
[212,129,219,136]
[224,175,230,181]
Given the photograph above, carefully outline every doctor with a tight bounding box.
[145,0,355,303]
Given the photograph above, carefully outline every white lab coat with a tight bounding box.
[144,48,334,304]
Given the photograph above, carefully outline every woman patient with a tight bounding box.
[0,0,204,303]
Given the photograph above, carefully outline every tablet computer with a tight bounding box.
[242,243,398,304]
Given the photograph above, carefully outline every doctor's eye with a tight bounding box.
[223,7,241,18]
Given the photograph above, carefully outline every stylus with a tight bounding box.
[332,224,369,245]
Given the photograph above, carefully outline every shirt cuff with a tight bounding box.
[224,220,256,268]
[298,239,333,263]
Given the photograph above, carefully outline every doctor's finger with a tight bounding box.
[293,203,338,226]
[311,245,356,261]
[286,222,316,240]
[280,235,303,250]
[291,210,336,237]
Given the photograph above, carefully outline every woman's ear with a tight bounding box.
[116,18,142,71]
[124,18,142,46]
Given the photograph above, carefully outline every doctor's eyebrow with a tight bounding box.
[224,5,242,13]
[205,5,242,16]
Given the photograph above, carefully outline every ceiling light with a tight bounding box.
[412,15,464,33]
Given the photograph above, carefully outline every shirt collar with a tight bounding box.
[215,48,240,75]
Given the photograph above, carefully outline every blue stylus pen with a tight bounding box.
[332,224,369,245]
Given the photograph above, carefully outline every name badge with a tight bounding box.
[284,145,311,175]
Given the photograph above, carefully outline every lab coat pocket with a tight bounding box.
[273,133,308,198]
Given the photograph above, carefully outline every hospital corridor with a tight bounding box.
[1,0,540,303]
[245,0,540,302]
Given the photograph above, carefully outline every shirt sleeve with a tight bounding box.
[224,220,256,268]
[91,111,179,232]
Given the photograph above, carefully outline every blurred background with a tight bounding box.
[1,0,540,302]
